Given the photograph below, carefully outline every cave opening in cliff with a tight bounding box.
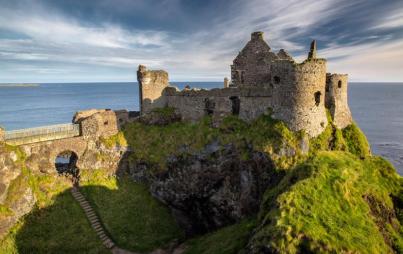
[55,151,80,184]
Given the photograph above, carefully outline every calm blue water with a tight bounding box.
[1,82,402,174]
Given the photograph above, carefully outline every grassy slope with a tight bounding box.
[79,170,184,252]
[105,113,305,171]
[0,191,109,254]
[1,112,401,254]
[253,152,402,253]
[183,219,256,254]
[1,163,182,253]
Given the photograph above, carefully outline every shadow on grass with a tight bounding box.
[10,176,183,254]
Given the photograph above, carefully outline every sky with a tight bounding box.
[0,0,403,83]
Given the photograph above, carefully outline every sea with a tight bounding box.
[1,82,402,174]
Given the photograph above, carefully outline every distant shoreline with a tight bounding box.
[0,84,40,87]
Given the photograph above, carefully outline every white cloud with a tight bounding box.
[0,0,402,82]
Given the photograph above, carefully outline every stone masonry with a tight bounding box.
[137,65,169,115]
[326,73,353,128]
[137,31,353,137]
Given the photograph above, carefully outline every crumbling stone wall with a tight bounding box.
[164,87,273,123]
[270,58,328,137]
[73,109,119,139]
[138,31,353,137]
[231,32,279,88]
[137,65,169,114]
[326,73,353,128]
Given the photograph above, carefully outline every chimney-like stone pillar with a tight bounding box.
[251,31,264,40]
[308,40,317,59]
[137,65,169,115]
[224,77,229,88]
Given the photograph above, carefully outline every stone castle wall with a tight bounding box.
[73,109,119,139]
[326,73,353,128]
[231,32,279,88]
[137,31,353,137]
[164,87,273,122]
[137,65,169,114]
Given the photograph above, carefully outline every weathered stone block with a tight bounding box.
[74,109,119,138]
[137,65,169,114]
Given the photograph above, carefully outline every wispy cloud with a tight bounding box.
[0,0,402,82]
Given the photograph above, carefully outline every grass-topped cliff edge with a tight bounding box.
[0,108,402,253]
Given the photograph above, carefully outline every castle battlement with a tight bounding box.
[137,32,353,137]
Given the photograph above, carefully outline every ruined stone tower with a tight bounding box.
[231,31,278,88]
[270,40,328,137]
[325,74,353,128]
[137,32,353,137]
[137,65,169,114]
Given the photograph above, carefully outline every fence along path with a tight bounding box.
[4,123,81,145]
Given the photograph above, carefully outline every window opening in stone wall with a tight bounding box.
[229,96,240,115]
[338,80,342,88]
[274,76,280,84]
[204,98,215,116]
[104,121,109,125]
[240,71,245,84]
[314,91,321,106]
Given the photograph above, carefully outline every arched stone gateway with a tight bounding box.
[55,150,80,185]
[21,136,88,174]
[55,150,79,174]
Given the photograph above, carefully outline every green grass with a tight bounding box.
[252,151,403,254]
[342,123,371,158]
[183,218,256,254]
[0,167,182,253]
[79,171,184,252]
[104,112,306,171]
[0,191,109,254]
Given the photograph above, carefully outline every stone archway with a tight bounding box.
[55,151,78,174]
[55,150,80,185]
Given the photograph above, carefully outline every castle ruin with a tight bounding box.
[137,32,353,137]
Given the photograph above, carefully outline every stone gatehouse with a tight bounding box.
[137,31,353,137]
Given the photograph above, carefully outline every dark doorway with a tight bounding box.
[230,96,240,115]
[204,98,215,116]
[55,151,80,185]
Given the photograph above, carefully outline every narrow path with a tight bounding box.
[70,186,137,254]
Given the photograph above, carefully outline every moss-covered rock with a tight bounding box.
[249,152,402,253]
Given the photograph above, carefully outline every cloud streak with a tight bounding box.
[0,0,402,82]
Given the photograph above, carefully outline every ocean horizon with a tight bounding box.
[1,81,403,174]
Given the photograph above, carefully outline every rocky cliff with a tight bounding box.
[1,110,402,253]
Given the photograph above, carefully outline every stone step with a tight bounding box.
[85,210,95,215]
[100,234,109,241]
[88,214,98,219]
[89,217,98,222]
[96,230,106,237]
[92,223,102,229]
[95,227,104,233]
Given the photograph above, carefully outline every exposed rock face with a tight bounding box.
[148,142,279,235]
[0,143,36,238]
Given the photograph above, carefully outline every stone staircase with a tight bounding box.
[70,186,116,249]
